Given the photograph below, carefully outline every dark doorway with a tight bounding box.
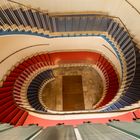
[62,75,85,111]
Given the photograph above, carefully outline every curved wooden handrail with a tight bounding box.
[7,0,133,38]
[0,43,49,64]
[125,0,140,15]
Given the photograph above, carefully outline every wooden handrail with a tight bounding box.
[0,44,49,64]
[7,0,132,38]
[125,0,140,15]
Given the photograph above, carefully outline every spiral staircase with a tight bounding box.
[0,0,140,132]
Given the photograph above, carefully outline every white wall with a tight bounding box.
[13,0,113,13]
[0,35,121,81]
[128,0,140,11]
[107,0,140,44]
[29,110,131,120]
[12,0,140,45]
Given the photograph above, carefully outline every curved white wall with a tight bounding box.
[29,110,133,120]
[0,35,121,81]
[13,0,140,47]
